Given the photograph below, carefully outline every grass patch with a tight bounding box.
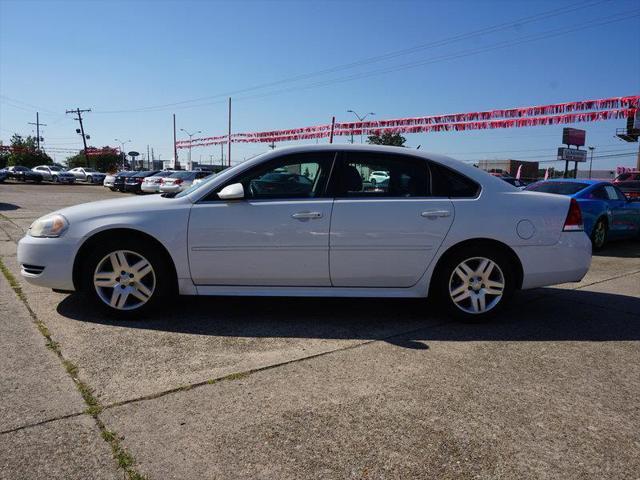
[0,257,146,480]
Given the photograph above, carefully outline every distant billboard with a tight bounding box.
[562,128,586,147]
[557,147,587,163]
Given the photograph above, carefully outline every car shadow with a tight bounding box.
[594,239,640,259]
[0,202,20,211]
[56,287,640,348]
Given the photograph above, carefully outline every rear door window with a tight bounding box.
[337,152,429,198]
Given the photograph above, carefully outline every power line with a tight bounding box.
[92,0,611,114]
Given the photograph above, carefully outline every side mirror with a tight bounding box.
[217,182,244,200]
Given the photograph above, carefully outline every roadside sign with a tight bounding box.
[562,128,586,147]
[557,147,587,162]
[128,151,140,157]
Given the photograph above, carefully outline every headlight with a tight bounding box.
[29,214,69,238]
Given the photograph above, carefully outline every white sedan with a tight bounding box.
[17,145,591,321]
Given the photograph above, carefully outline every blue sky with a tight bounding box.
[1,0,639,170]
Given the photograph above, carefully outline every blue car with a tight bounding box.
[525,179,640,250]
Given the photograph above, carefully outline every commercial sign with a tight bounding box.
[557,147,587,163]
[562,128,586,147]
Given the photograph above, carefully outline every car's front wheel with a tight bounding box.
[81,239,173,316]
[434,247,515,322]
[86,175,93,183]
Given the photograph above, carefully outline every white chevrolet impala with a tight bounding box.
[17,145,591,321]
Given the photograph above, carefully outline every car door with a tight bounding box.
[329,152,454,288]
[34,166,49,180]
[608,184,640,237]
[188,151,336,286]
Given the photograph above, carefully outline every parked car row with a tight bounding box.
[105,169,213,194]
[0,165,108,185]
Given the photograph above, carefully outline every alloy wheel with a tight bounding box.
[93,250,156,311]
[448,256,505,314]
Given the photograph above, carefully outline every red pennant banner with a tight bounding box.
[176,95,639,149]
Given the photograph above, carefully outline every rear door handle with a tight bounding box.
[292,211,323,219]
[421,210,451,218]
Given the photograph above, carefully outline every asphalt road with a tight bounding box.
[1,182,639,479]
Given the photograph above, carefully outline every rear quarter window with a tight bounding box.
[430,163,480,198]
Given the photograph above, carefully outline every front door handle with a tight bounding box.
[292,211,323,219]
[421,210,451,218]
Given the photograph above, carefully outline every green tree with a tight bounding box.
[5,134,53,168]
[366,132,407,147]
[66,147,120,173]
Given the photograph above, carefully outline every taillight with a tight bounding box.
[563,198,584,232]
[160,179,164,185]
[175,179,183,185]
[136,177,144,183]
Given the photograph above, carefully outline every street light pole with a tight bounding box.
[180,129,201,169]
[115,138,131,170]
[588,146,595,179]
[347,110,375,144]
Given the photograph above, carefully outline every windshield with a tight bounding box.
[84,168,98,173]
[50,166,64,171]
[525,182,589,195]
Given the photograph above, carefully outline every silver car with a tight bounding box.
[68,167,106,184]
[141,171,171,193]
[159,171,209,194]
[32,165,76,183]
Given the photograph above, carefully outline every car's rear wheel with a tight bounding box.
[80,239,173,317]
[434,247,515,322]
[53,175,59,183]
[591,218,608,251]
[87,175,93,183]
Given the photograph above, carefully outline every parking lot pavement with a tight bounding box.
[1,183,639,479]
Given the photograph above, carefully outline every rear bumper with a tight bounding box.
[17,235,77,291]
[159,185,182,193]
[124,183,141,192]
[141,183,160,193]
[516,232,592,289]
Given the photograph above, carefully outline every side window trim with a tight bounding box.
[199,151,337,203]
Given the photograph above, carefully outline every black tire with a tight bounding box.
[79,237,175,317]
[370,178,376,186]
[87,176,93,183]
[432,246,516,322]
[590,218,608,252]
[109,187,117,191]
[53,175,59,183]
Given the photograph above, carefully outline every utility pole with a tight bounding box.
[588,146,595,179]
[66,108,91,166]
[27,112,47,150]
[173,114,179,170]
[147,144,151,170]
[227,97,232,167]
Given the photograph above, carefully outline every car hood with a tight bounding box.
[52,194,192,223]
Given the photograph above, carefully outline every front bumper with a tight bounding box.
[516,231,592,289]
[57,176,76,183]
[17,234,77,291]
